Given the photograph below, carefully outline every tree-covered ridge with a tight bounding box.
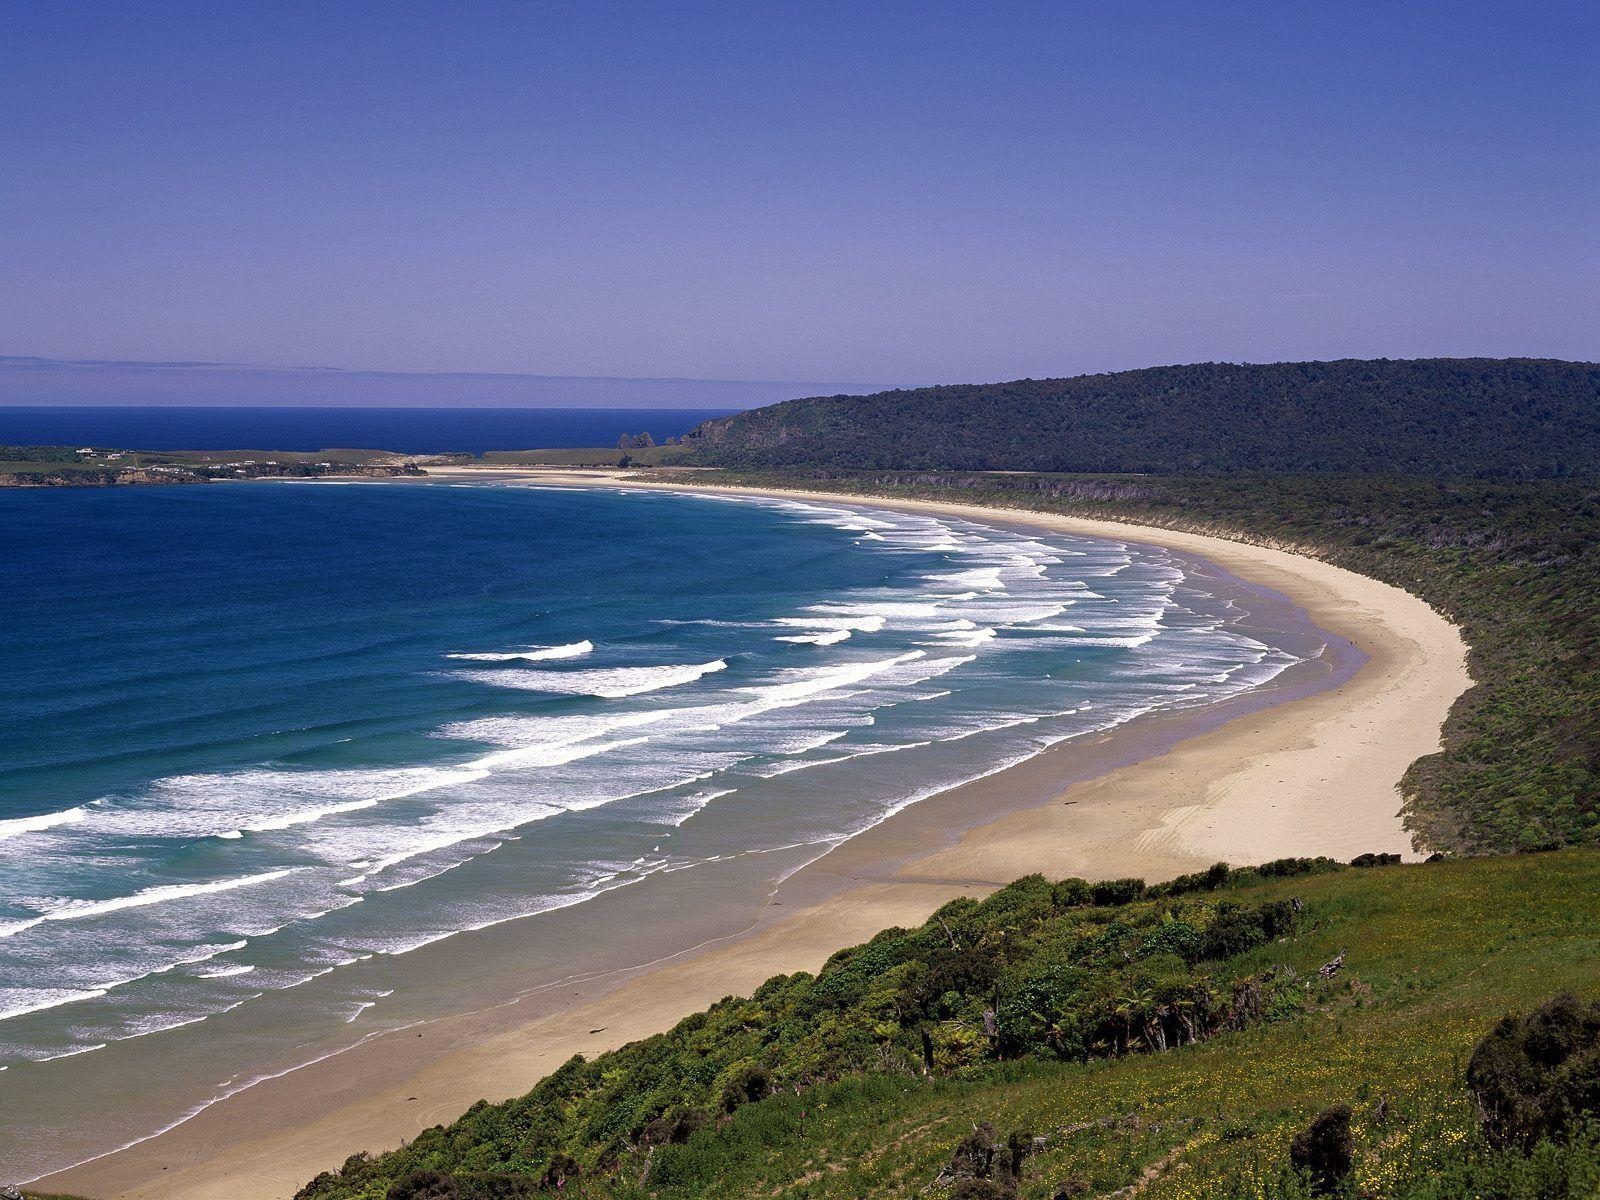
[293,851,1600,1200]
[665,470,1600,856]
[684,359,1600,478]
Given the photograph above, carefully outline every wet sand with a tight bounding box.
[41,471,1469,1199]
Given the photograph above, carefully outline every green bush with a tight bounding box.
[1467,994,1600,1151]
[1288,1104,1353,1195]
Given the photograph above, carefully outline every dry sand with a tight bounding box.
[42,471,1470,1200]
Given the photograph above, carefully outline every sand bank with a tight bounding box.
[40,471,1469,1200]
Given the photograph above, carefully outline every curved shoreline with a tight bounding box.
[38,472,1470,1200]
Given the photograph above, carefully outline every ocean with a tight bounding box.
[0,405,734,454]
[0,476,1327,1178]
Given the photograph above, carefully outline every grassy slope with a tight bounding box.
[631,854,1600,1200]
[292,852,1600,1200]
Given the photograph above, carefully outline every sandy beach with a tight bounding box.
[40,471,1470,1200]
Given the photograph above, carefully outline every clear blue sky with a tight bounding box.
[3,1,1595,388]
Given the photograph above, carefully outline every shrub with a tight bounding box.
[1255,856,1340,878]
[642,1107,707,1146]
[1090,878,1145,906]
[1288,1104,1353,1195]
[942,1122,1034,1198]
[1143,918,1203,961]
[1051,877,1092,907]
[455,1176,532,1200]
[947,1121,1002,1179]
[1197,903,1267,960]
[1350,852,1402,867]
[538,1153,580,1190]
[1152,862,1232,897]
[716,1060,772,1112]
[387,1171,459,1200]
[1466,993,1600,1151]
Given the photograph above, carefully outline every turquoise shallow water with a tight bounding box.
[0,479,1320,1176]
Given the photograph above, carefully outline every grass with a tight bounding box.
[293,851,1600,1199]
[610,853,1599,1200]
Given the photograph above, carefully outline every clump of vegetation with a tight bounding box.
[385,1170,459,1199]
[1288,1104,1353,1194]
[1350,852,1402,867]
[1467,993,1600,1152]
[938,1122,1038,1199]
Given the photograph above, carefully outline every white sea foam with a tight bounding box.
[744,754,858,778]
[452,659,727,698]
[1051,632,1160,649]
[773,615,887,633]
[774,629,852,645]
[737,652,927,705]
[32,1041,109,1062]
[0,987,110,1022]
[0,869,299,939]
[926,627,998,648]
[117,996,255,1041]
[925,567,1006,590]
[804,601,946,620]
[445,640,594,662]
[0,806,88,841]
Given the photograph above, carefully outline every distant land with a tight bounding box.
[0,355,856,410]
[0,444,438,487]
[686,357,1600,477]
[0,406,732,457]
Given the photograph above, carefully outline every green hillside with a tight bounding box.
[294,851,1600,1200]
[684,359,1600,477]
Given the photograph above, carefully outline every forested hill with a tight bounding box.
[684,358,1600,476]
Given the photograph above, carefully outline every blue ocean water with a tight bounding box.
[0,406,734,453]
[0,478,1322,1176]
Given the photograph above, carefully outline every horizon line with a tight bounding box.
[0,353,865,391]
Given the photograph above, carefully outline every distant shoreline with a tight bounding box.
[39,467,1470,1200]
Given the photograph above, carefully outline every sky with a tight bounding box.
[2,1,1596,396]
